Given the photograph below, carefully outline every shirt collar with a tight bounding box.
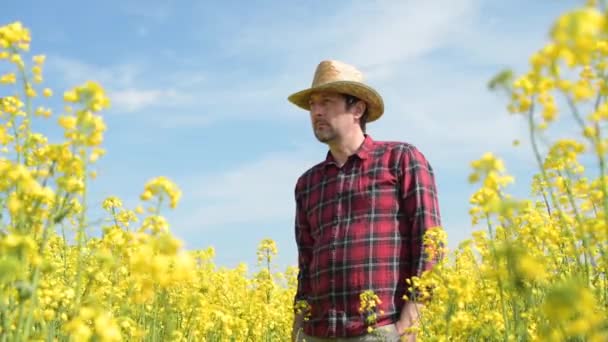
[323,134,374,167]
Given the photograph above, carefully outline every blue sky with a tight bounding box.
[2,0,581,270]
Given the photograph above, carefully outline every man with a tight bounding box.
[288,60,443,342]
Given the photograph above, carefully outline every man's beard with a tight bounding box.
[314,125,337,143]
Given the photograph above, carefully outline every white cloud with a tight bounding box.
[368,64,531,165]
[48,56,140,89]
[109,89,165,112]
[337,0,478,68]
[174,150,320,230]
[109,88,191,113]
[226,0,477,60]
[47,56,196,114]
[155,113,214,129]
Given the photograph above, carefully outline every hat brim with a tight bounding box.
[287,81,384,122]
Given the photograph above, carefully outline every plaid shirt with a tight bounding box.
[293,134,442,338]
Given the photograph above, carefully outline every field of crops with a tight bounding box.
[2,1,608,341]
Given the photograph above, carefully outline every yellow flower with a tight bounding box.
[31,65,41,75]
[257,238,278,265]
[0,73,16,84]
[583,125,597,138]
[153,233,182,255]
[58,116,77,130]
[10,54,24,68]
[32,54,45,64]
[516,254,547,282]
[25,85,36,97]
[0,125,11,145]
[0,22,31,50]
[572,80,594,101]
[7,194,22,216]
[94,313,122,342]
[102,196,123,211]
[89,148,105,162]
[63,90,78,103]
[140,190,153,201]
[141,176,182,209]
[140,215,170,234]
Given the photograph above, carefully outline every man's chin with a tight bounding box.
[314,133,334,143]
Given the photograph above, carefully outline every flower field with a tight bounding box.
[1,1,608,341]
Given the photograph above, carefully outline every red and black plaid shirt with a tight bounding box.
[293,134,442,338]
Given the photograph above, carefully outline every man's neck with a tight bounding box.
[328,131,366,167]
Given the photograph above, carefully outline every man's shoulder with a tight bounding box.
[370,139,433,170]
[294,160,326,191]
[370,138,419,156]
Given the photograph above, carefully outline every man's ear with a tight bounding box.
[355,101,366,119]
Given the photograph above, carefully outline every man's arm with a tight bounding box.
[395,301,425,341]
[292,183,313,341]
[396,146,443,337]
[292,311,306,342]
[399,145,443,285]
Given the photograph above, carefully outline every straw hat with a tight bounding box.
[287,60,384,122]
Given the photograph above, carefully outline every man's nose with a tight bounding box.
[310,104,323,117]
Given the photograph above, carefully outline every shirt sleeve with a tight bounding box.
[294,180,314,310]
[399,146,443,284]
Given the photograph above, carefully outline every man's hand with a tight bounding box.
[395,301,424,341]
[291,313,305,342]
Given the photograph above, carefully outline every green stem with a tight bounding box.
[183,308,195,340]
[21,206,58,340]
[559,168,592,281]
[5,47,23,165]
[595,125,608,236]
[17,57,32,164]
[493,206,532,341]
[528,98,583,270]
[9,116,20,165]
[528,101,556,211]
[14,302,25,342]
[590,81,608,231]
[266,251,271,304]
[111,207,120,231]
[485,215,510,341]
[538,177,553,217]
[155,194,163,216]
[565,95,585,130]
[46,319,55,342]
[0,289,8,341]
[595,127,608,309]
[74,151,88,314]
[61,222,68,280]
[588,89,608,303]
[13,166,56,340]
[151,288,159,342]
[535,177,563,272]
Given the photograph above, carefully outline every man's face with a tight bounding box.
[308,91,362,144]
